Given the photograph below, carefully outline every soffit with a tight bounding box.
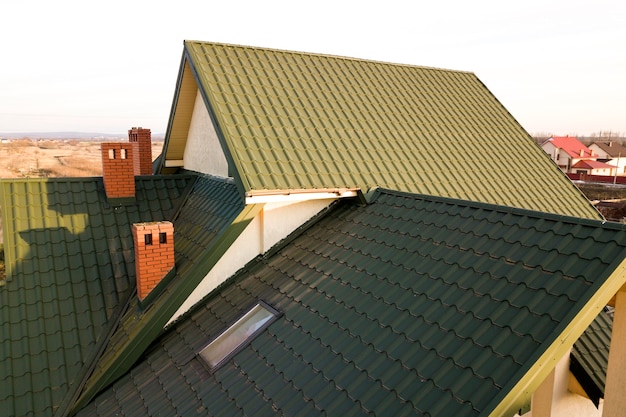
[163,60,198,162]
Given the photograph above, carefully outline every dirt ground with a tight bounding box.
[0,139,163,178]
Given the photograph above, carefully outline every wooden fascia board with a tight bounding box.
[486,256,626,417]
[158,50,186,173]
[70,203,263,414]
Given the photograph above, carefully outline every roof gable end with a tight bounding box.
[166,40,599,219]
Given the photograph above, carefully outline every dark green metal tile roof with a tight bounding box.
[77,189,626,417]
[182,40,599,219]
[72,174,249,412]
[0,175,195,417]
[571,309,612,406]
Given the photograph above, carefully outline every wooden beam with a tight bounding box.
[532,365,556,416]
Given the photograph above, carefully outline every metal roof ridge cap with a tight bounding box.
[183,40,474,74]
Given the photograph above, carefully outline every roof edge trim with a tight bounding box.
[183,40,474,74]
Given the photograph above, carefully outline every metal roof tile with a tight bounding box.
[78,189,626,416]
[0,175,197,416]
[180,41,601,219]
[570,309,612,405]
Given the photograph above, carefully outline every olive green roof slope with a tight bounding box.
[71,174,255,413]
[0,175,195,417]
[180,40,598,219]
[77,189,626,417]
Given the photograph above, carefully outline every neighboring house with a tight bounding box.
[571,159,616,177]
[589,142,626,175]
[541,136,598,173]
[2,41,626,417]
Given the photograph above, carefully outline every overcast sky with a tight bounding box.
[1,0,624,136]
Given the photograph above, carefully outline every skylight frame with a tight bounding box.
[198,301,280,371]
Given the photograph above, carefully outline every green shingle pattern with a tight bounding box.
[0,175,195,417]
[184,40,598,219]
[77,189,626,417]
[72,174,249,412]
[571,310,612,406]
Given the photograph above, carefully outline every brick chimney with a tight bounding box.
[132,221,175,301]
[101,142,135,200]
[128,127,152,176]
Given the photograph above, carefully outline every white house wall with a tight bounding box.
[166,198,336,326]
[607,158,626,175]
[589,144,610,160]
[260,198,334,252]
[542,142,559,162]
[183,89,229,176]
[541,142,570,171]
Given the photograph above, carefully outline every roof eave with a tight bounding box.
[245,188,360,204]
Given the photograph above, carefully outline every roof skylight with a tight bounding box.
[198,301,279,370]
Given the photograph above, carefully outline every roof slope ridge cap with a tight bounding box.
[183,39,474,74]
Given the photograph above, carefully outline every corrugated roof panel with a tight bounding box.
[72,175,249,412]
[77,189,626,416]
[0,175,195,417]
[571,309,612,406]
[182,41,599,219]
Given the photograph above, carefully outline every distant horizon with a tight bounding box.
[2,1,625,139]
[0,131,166,140]
[0,130,623,140]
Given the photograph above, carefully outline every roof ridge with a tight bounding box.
[184,39,474,74]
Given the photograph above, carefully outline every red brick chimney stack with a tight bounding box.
[132,221,175,301]
[128,127,152,176]
[101,143,135,199]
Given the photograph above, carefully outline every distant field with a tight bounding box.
[0,139,163,247]
[0,139,163,178]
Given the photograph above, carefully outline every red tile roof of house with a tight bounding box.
[550,136,595,159]
[572,160,615,170]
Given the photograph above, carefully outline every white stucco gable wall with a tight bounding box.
[183,89,229,177]
[166,198,336,326]
[589,144,610,159]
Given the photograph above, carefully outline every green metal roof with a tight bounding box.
[71,174,253,413]
[0,175,195,417]
[77,189,626,417]
[179,40,599,219]
[571,309,612,407]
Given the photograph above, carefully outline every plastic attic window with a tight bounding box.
[199,301,279,370]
